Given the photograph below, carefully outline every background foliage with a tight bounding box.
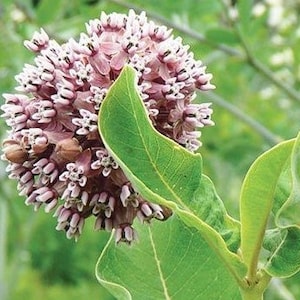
[0,0,299,299]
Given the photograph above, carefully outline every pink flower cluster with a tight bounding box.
[1,10,214,243]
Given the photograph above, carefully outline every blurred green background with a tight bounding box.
[0,0,300,299]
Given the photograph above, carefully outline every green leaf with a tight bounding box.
[264,227,300,277]
[96,216,242,300]
[191,175,240,253]
[240,139,294,278]
[241,132,300,279]
[99,70,202,212]
[276,132,300,228]
[98,65,246,285]
[263,132,300,277]
[206,28,239,45]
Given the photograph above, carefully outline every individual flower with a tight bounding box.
[1,10,214,244]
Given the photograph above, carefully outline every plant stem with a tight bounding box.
[208,91,282,145]
[234,26,300,104]
[110,0,242,57]
[241,289,264,300]
[240,271,271,300]
[218,0,300,104]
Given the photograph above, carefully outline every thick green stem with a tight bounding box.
[240,272,271,300]
[240,289,264,300]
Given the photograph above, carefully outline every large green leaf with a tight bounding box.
[190,175,240,253]
[276,133,300,228]
[263,133,300,277]
[96,216,242,300]
[98,65,246,288]
[240,139,294,272]
[264,227,300,277]
[99,67,202,212]
[240,134,300,279]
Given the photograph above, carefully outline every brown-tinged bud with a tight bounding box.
[21,133,49,155]
[2,140,28,164]
[32,141,49,154]
[160,206,173,221]
[55,138,82,161]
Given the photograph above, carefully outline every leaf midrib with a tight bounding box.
[148,227,171,300]
[123,71,192,212]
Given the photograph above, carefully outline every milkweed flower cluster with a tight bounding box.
[1,10,214,244]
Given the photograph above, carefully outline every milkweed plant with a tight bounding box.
[2,9,300,300]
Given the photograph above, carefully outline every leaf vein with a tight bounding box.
[149,226,171,300]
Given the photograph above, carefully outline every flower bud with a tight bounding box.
[2,140,28,164]
[55,138,82,161]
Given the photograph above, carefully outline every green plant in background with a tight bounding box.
[1,0,300,299]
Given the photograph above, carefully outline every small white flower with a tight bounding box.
[72,109,98,135]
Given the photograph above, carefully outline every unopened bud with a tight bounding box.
[160,206,173,221]
[55,138,82,161]
[2,140,28,164]
[31,137,49,154]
